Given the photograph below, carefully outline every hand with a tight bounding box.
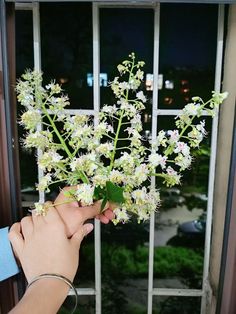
[54,186,115,237]
[9,204,93,283]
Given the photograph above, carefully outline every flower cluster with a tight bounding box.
[16,53,228,223]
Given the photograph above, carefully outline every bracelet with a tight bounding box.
[27,273,78,314]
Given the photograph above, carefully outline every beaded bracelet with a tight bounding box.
[27,273,78,314]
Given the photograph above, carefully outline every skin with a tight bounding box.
[52,186,115,237]
[8,187,116,313]
[8,205,92,314]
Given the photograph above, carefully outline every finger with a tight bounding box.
[103,209,115,220]
[31,201,53,224]
[55,186,79,208]
[20,216,34,238]
[77,201,106,222]
[44,204,63,224]
[71,223,94,248]
[96,214,109,224]
[8,223,24,257]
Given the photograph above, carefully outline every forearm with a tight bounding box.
[9,279,69,314]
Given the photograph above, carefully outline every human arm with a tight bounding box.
[8,205,93,314]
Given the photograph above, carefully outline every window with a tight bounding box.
[14,2,224,313]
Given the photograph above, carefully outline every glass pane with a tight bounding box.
[153,296,201,314]
[59,295,95,314]
[153,116,212,289]
[158,4,218,109]
[101,222,149,314]
[99,10,154,312]
[16,10,34,76]
[40,3,93,109]
[74,230,95,286]
[15,10,37,202]
[100,8,154,106]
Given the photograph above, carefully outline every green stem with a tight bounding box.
[42,104,72,158]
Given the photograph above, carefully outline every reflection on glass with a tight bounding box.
[158,4,218,109]
[153,296,201,314]
[40,3,93,109]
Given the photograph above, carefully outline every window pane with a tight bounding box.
[153,116,212,289]
[15,10,37,198]
[59,295,95,314]
[40,3,93,109]
[101,222,149,314]
[154,296,201,314]
[100,8,154,106]
[158,4,218,109]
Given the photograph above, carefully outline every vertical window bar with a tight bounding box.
[32,2,44,204]
[201,5,225,314]
[148,4,160,314]
[93,3,102,314]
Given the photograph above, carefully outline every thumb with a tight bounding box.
[71,223,94,248]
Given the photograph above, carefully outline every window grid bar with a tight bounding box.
[68,288,96,296]
[48,109,96,116]
[154,109,212,116]
[93,3,102,314]
[152,288,203,297]
[148,4,160,314]
[98,1,156,8]
[15,3,33,10]
[32,2,44,204]
[200,5,225,314]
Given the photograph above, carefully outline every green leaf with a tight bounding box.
[106,181,125,204]
[94,186,106,201]
[101,197,108,212]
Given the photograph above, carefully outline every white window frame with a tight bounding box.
[15,2,225,313]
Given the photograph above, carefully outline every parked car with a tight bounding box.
[177,213,206,239]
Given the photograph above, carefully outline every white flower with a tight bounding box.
[134,164,149,185]
[38,150,63,171]
[156,130,167,147]
[196,120,207,135]
[183,103,202,116]
[37,173,52,192]
[135,69,144,80]
[102,105,117,115]
[34,202,45,216]
[149,153,167,169]
[114,152,135,173]
[109,170,124,184]
[164,166,181,186]
[175,154,192,171]
[75,184,94,206]
[96,143,114,158]
[136,91,147,103]
[20,110,41,130]
[167,130,180,143]
[174,142,190,156]
[113,208,129,224]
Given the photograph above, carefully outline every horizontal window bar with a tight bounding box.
[152,288,203,297]
[68,288,96,296]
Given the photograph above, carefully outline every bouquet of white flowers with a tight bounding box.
[16,53,227,224]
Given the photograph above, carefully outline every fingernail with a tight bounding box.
[85,223,94,235]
